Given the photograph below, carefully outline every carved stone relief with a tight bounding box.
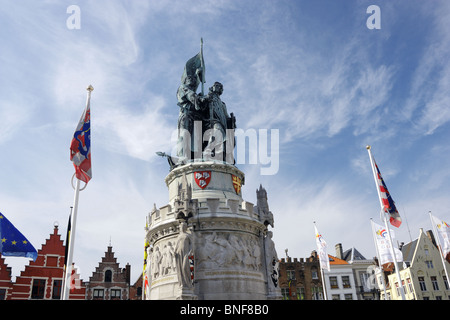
[195,232,262,271]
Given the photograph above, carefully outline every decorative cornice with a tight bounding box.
[165,161,245,187]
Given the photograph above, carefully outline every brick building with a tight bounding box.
[0,255,14,299]
[85,245,131,300]
[0,224,85,300]
[278,252,324,300]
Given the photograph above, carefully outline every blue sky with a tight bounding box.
[1,1,450,283]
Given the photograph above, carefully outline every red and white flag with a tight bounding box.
[70,88,92,183]
[367,147,402,228]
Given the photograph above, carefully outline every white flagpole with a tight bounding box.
[62,178,80,300]
[370,218,387,300]
[366,145,405,300]
[428,211,450,289]
[61,86,92,300]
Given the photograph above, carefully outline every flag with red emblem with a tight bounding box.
[372,156,402,227]
[70,87,93,184]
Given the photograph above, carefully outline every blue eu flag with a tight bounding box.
[0,212,37,261]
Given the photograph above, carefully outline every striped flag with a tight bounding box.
[368,151,402,228]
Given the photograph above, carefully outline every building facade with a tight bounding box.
[0,225,85,300]
[322,254,358,300]
[383,229,450,300]
[85,245,131,300]
[338,244,379,300]
[278,253,324,300]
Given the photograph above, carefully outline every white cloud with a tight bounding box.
[403,2,450,135]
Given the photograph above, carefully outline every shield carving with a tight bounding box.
[232,175,241,195]
[194,171,211,189]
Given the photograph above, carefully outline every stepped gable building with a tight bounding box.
[0,254,14,299]
[381,229,450,300]
[3,224,85,300]
[85,245,131,300]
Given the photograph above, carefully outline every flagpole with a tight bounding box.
[428,211,450,289]
[62,178,80,300]
[382,210,406,300]
[366,145,405,300]
[370,218,387,300]
[200,37,204,96]
[62,86,93,300]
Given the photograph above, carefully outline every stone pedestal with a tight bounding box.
[144,161,281,300]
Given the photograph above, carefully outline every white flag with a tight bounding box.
[371,221,403,265]
[314,225,330,271]
[431,214,450,258]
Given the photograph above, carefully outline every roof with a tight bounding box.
[328,255,348,265]
[400,238,418,263]
[342,247,367,261]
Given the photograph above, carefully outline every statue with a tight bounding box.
[173,39,236,166]
[264,231,280,290]
[174,222,194,289]
[176,74,204,162]
[202,82,235,161]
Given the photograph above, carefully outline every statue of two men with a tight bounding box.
[176,78,235,163]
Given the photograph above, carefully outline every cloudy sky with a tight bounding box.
[1,0,450,283]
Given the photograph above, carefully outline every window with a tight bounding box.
[425,260,434,269]
[93,289,104,300]
[344,294,353,300]
[407,278,413,293]
[342,276,351,288]
[431,277,439,291]
[360,272,371,291]
[402,280,407,294]
[296,287,305,300]
[444,276,449,290]
[287,270,295,280]
[311,286,323,300]
[52,280,62,299]
[418,277,427,291]
[329,276,338,289]
[332,294,340,300]
[105,270,112,282]
[281,288,289,300]
[31,279,46,299]
[0,289,6,300]
[311,268,318,280]
[395,282,400,297]
[110,289,121,300]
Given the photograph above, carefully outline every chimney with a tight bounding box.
[426,230,437,248]
[335,243,343,259]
